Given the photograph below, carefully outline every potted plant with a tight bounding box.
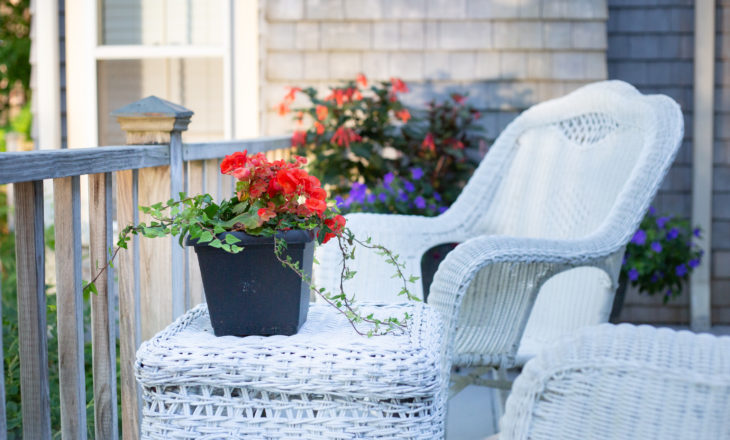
[87,150,418,337]
[611,207,704,321]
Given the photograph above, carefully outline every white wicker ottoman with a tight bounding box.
[135,302,447,439]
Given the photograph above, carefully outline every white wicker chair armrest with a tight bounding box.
[427,232,624,369]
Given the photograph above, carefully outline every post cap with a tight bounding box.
[112,96,193,144]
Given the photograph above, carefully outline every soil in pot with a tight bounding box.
[188,229,314,337]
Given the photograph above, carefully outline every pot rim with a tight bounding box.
[186,228,316,247]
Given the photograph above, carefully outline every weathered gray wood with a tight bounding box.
[182,135,289,161]
[170,131,184,320]
[116,169,140,440]
[14,180,51,439]
[89,172,119,439]
[0,145,169,184]
[53,176,87,440]
[0,244,7,437]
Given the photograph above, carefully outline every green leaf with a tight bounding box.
[224,234,241,245]
[198,231,214,243]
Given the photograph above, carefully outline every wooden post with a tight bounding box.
[112,96,192,337]
[14,180,51,439]
[691,0,715,332]
[53,176,88,440]
[112,97,192,440]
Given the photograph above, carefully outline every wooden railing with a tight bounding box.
[0,97,290,440]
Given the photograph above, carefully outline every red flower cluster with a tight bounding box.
[321,214,346,244]
[331,127,362,148]
[277,86,302,116]
[325,87,362,106]
[220,150,344,242]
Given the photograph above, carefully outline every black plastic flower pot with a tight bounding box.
[187,229,315,337]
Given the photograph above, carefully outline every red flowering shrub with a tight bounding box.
[278,75,487,210]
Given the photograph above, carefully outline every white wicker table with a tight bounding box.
[135,302,447,439]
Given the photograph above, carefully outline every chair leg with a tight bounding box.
[491,367,510,432]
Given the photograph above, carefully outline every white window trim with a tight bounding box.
[66,0,259,146]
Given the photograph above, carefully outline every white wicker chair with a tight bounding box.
[499,324,730,440]
[315,81,684,378]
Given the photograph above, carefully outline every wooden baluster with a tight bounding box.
[53,176,88,439]
[89,172,118,439]
[14,180,51,439]
[116,168,140,440]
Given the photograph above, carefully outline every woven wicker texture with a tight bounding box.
[314,80,684,370]
[135,302,448,439]
[501,324,730,440]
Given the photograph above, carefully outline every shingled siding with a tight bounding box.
[608,0,730,325]
[260,0,609,139]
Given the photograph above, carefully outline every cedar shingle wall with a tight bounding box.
[261,0,609,139]
[608,0,730,324]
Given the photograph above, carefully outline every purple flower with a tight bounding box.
[693,227,701,238]
[666,227,679,240]
[675,264,687,277]
[650,241,662,253]
[411,167,424,180]
[377,193,387,202]
[438,206,448,214]
[433,192,442,202]
[648,206,656,216]
[383,172,395,190]
[335,195,345,208]
[428,204,437,211]
[622,254,628,266]
[366,194,376,204]
[650,272,659,283]
[349,182,367,203]
[403,180,415,193]
[665,289,673,297]
[397,190,408,202]
[628,268,639,281]
[414,196,426,209]
[689,258,701,268]
[631,229,647,245]
[656,216,671,229]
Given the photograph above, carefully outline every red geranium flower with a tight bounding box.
[396,109,411,123]
[331,127,361,148]
[451,93,466,105]
[421,133,435,152]
[356,73,368,88]
[291,130,307,147]
[325,88,345,106]
[316,105,328,121]
[314,121,325,135]
[220,150,248,175]
[390,77,409,94]
[284,86,301,102]
[321,214,346,243]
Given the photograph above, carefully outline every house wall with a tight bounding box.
[260,0,609,138]
[607,0,730,325]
